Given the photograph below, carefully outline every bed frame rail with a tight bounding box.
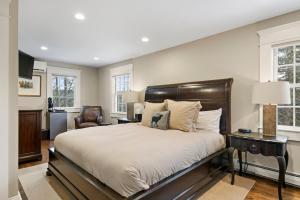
[48,148,229,200]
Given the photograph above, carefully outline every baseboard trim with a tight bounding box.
[9,192,22,200]
[234,159,300,188]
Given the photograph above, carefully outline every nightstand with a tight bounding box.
[228,132,288,200]
[99,122,112,126]
[117,118,140,124]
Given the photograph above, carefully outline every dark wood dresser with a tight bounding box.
[19,110,42,163]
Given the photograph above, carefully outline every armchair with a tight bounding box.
[75,106,103,129]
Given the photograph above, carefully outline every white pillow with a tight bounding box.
[195,108,222,133]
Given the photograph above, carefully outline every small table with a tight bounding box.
[99,122,112,126]
[117,118,140,124]
[228,132,288,200]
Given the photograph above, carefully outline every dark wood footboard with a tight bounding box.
[48,147,229,200]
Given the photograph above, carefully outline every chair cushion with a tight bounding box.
[79,122,98,128]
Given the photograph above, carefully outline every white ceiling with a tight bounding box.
[19,0,300,67]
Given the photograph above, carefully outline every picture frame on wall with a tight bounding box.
[18,75,41,97]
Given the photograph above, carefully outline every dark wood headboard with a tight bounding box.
[144,78,233,135]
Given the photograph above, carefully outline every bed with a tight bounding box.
[47,78,233,200]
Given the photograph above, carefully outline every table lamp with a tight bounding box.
[252,81,290,136]
[123,91,139,120]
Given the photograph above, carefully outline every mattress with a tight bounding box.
[54,123,225,197]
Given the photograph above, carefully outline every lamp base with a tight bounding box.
[263,104,277,136]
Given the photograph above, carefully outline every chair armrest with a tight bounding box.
[74,116,82,129]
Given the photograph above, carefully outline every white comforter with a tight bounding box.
[54,123,225,197]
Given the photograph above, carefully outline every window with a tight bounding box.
[52,75,75,107]
[110,64,133,114]
[47,66,81,109]
[258,21,300,139]
[113,74,130,113]
[274,43,300,130]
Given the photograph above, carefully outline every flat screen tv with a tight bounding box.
[19,51,34,79]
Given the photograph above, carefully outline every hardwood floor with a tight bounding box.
[245,175,300,200]
[19,140,300,199]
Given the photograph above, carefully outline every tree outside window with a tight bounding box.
[52,75,75,108]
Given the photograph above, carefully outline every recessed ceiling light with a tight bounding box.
[93,57,100,61]
[74,13,85,21]
[141,37,150,43]
[40,46,48,51]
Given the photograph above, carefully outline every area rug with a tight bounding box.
[19,163,255,200]
[198,174,255,200]
[18,164,74,200]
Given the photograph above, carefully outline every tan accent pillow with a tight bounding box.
[141,102,166,127]
[166,99,202,132]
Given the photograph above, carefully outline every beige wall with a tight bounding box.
[0,1,11,199]
[99,10,300,175]
[9,0,19,198]
[0,0,18,199]
[18,62,100,130]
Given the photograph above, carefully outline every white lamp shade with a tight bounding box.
[252,81,291,105]
[134,103,144,114]
[123,91,139,103]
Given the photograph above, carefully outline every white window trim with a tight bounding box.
[47,66,81,112]
[110,64,133,115]
[274,43,300,132]
[258,20,300,141]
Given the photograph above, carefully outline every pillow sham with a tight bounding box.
[151,111,170,130]
[166,99,202,132]
[195,108,222,133]
[141,102,166,127]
